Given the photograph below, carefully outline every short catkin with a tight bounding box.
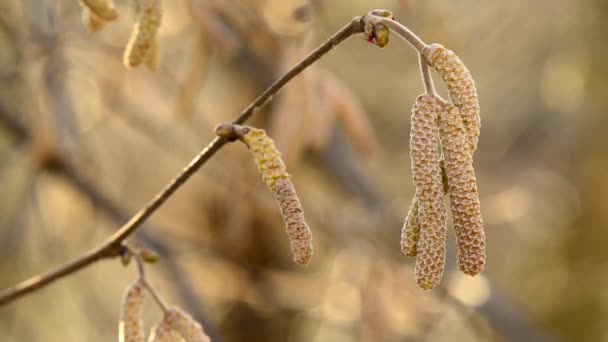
[119,280,146,342]
[423,43,480,152]
[124,0,162,69]
[165,307,210,342]
[408,95,448,290]
[401,196,420,257]
[438,102,485,276]
[79,0,119,22]
[231,125,314,266]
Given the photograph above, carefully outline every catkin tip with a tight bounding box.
[124,0,162,69]
[119,280,146,342]
[80,0,119,22]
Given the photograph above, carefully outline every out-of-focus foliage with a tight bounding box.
[0,0,606,341]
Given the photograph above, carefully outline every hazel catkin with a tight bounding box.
[438,102,485,276]
[230,125,314,266]
[164,307,210,342]
[80,0,119,22]
[409,94,448,290]
[423,43,480,152]
[148,320,182,342]
[119,280,146,342]
[124,0,162,69]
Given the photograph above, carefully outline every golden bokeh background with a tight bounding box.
[0,0,606,341]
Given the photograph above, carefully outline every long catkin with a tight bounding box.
[119,280,146,342]
[408,95,447,290]
[124,0,162,69]
[438,102,485,276]
[423,43,480,152]
[232,125,314,266]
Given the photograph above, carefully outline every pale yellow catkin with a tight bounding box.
[409,95,448,290]
[438,102,485,276]
[124,0,162,69]
[80,0,119,21]
[165,307,210,342]
[234,125,314,266]
[119,280,146,342]
[423,43,480,152]
[81,8,107,32]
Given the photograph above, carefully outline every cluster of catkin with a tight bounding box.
[78,0,162,71]
[402,43,485,290]
[120,280,210,342]
[215,124,314,266]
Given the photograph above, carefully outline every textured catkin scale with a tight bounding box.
[401,195,420,257]
[148,321,181,342]
[119,280,146,342]
[80,0,119,21]
[165,307,210,342]
[438,103,485,276]
[81,8,107,32]
[423,43,480,152]
[409,95,448,290]
[124,0,162,69]
[234,125,313,266]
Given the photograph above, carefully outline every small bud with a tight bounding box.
[120,247,133,267]
[138,247,159,264]
[227,125,314,266]
[165,307,210,342]
[124,0,162,69]
[79,0,119,21]
[438,103,485,276]
[423,43,480,152]
[119,280,146,342]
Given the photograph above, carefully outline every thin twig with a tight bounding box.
[127,244,169,313]
[0,15,365,307]
[419,53,437,97]
[370,15,426,52]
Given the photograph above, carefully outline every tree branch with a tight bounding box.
[0,15,365,307]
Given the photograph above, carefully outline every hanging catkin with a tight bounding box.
[423,43,480,152]
[124,0,162,69]
[226,125,313,266]
[408,95,447,290]
[119,280,146,342]
[80,0,119,22]
[438,102,485,276]
[164,307,210,342]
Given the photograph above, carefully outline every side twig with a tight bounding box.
[0,15,365,307]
